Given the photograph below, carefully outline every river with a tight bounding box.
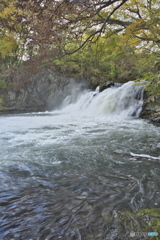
[0,81,160,240]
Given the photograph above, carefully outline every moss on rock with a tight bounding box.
[118,208,160,239]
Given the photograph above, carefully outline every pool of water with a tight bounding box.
[0,111,160,240]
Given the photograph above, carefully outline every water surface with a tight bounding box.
[0,82,160,240]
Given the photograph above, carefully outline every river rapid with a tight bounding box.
[0,82,160,240]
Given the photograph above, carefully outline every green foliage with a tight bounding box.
[119,208,160,240]
[135,71,160,97]
[0,34,17,59]
[0,0,159,98]
[52,33,143,85]
[137,208,160,239]
[0,99,4,108]
[0,78,8,90]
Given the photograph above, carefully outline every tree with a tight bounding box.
[1,0,130,62]
[0,0,159,93]
[120,0,160,50]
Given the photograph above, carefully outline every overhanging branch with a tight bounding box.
[65,0,129,54]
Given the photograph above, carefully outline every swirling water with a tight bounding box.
[0,82,160,240]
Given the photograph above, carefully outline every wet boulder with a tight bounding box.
[140,91,160,124]
[99,81,115,92]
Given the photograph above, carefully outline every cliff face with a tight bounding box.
[0,70,70,112]
[7,72,63,111]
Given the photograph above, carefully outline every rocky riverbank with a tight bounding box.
[140,91,160,125]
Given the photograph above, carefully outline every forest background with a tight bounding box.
[0,0,160,105]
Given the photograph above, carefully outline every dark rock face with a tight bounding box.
[140,91,160,124]
[0,69,89,112]
[99,81,115,92]
[2,71,62,111]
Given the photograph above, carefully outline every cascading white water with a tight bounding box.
[60,81,144,118]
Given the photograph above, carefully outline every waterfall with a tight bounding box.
[59,81,144,118]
